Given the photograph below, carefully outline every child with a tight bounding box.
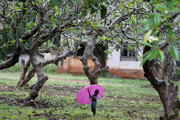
[87,88,99,116]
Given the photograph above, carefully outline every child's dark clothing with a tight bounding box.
[91,95,98,116]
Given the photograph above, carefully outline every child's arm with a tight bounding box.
[87,89,96,101]
[87,88,92,98]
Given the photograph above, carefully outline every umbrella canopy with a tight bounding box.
[76,84,104,104]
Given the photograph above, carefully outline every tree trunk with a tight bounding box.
[17,59,31,87]
[18,69,36,87]
[94,43,108,76]
[143,45,179,120]
[79,34,108,85]
[80,54,98,85]
[25,53,48,101]
[158,83,179,120]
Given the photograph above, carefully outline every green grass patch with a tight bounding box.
[0,67,172,120]
[1,63,59,74]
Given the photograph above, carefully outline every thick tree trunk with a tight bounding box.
[143,45,179,120]
[17,59,31,87]
[158,83,179,120]
[80,55,98,85]
[94,43,108,76]
[79,34,108,85]
[25,53,48,101]
[80,57,98,85]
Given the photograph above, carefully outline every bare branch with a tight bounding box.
[30,21,75,50]
[107,9,135,29]
[40,21,74,42]
[15,2,27,27]
[0,47,21,70]
[42,51,74,66]
[19,68,36,87]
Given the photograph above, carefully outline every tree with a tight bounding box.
[141,0,180,119]
[0,0,79,101]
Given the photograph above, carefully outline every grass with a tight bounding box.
[1,63,59,74]
[1,65,179,120]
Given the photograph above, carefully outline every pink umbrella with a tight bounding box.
[76,84,104,104]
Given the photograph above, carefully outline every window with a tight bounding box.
[120,43,138,61]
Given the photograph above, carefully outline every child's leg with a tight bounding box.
[93,109,96,116]
[92,109,96,116]
[91,104,97,116]
[91,107,96,116]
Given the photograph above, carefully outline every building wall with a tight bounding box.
[59,57,95,74]
[107,49,143,70]
[58,49,145,79]
[19,53,53,64]
[107,49,120,68]
[107,49,145,79]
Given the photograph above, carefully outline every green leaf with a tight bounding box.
[155,4,169,13]
[139,41,152,47]
[128,3,133,7]
[149,49,158,60]
[137,0,141,3]
[170,45,179,60]
[50,17,57,23]
[50,0,59,7]
[167,24,175,39]
[81,9,87,17]
[164,0,174,10]
[100,5,107,19]
[114,24,122,29]
[140,19,153,32]
[153,13,161,26]
[119,4,124,10]
[131,15,135,23]
[91,22,99,30]
[144,30,152,42]
[141,50,151,65]
[157,49,164,62]
[26,22,36,30]
[105,49,112,54]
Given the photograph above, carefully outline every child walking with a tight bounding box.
[87,89,99,116]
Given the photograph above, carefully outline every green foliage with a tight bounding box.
[0,29,16,60]
[80,0,109,19]
[26,22,36,30]
[49,0,61,7]
[100,5,107,18]
[157,49,165,62]
[141,0,180,64]
[170,45,179,60]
